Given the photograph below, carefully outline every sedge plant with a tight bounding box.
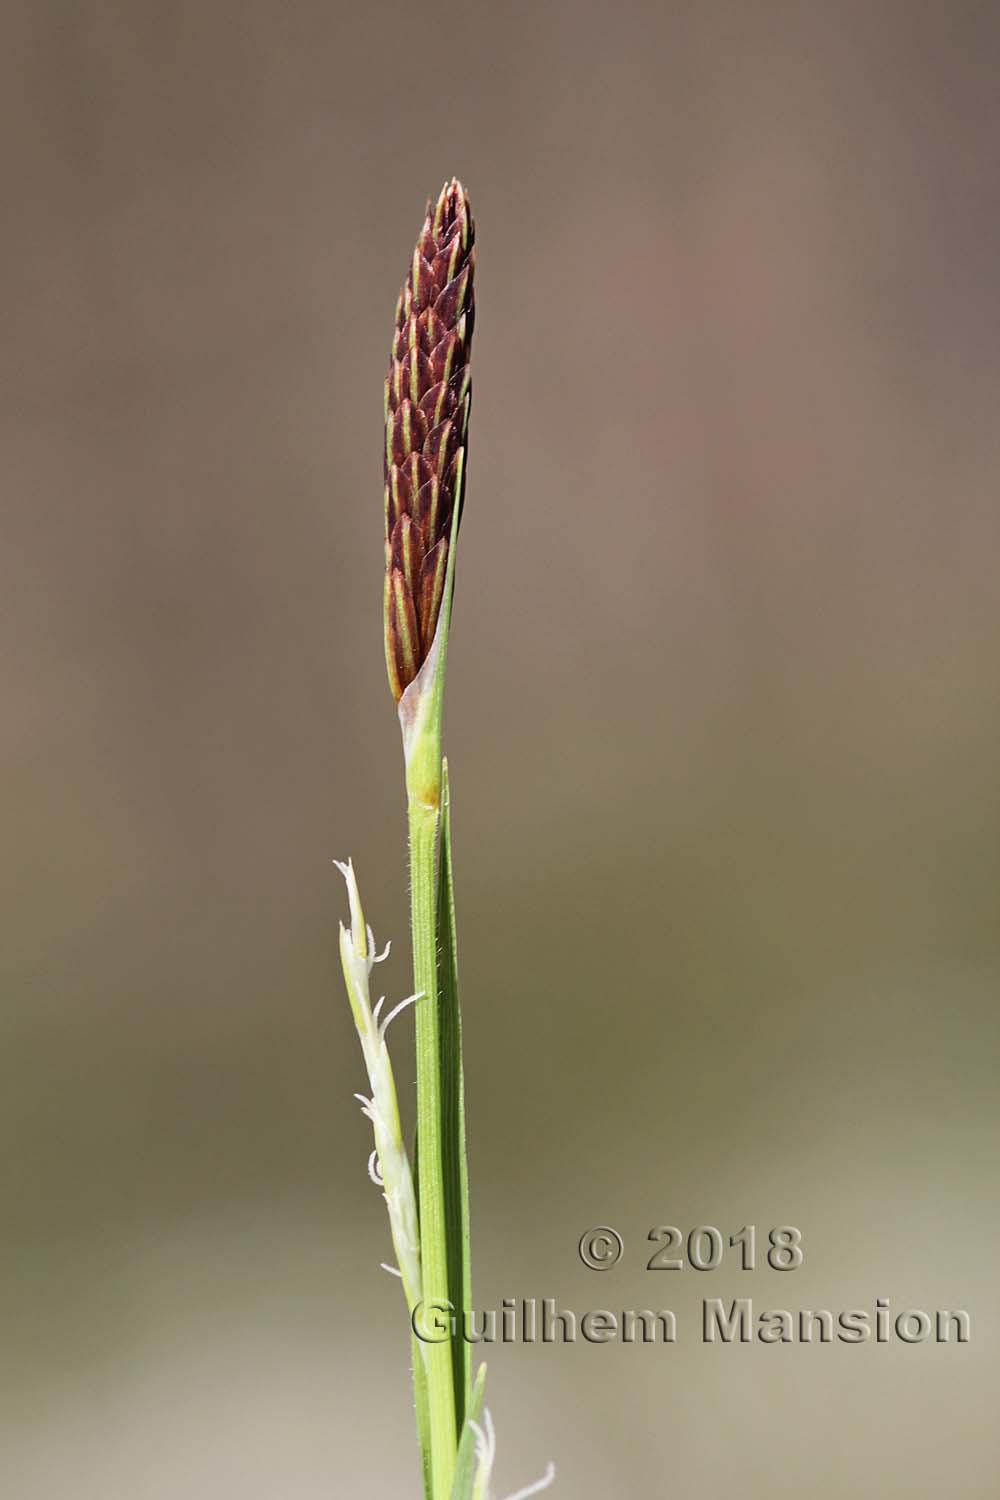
[337,182,555,1500]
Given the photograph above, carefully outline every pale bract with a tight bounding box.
[469,1410,556,1500]
[335,858,422,1318]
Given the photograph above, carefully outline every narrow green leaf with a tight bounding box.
[450,1364,487,1500]
[409,1134,433,1499]
[438,757,472,1426]
[412,1338,433,1500]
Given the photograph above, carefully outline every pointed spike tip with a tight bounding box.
[335,857,368,961]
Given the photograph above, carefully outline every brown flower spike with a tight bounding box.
[384,180,475,702]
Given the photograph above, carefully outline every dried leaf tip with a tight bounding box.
[384,179,475,703]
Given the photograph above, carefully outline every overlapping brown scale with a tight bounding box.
[418,380,456,430]
[433,264,471,327]
[418,539,449,645]
[432,237,462,292]
[420,307,445,352]
[384,477,401,535]
[390,513,425,597]
[388,361,406,409]
[401,346,434,404]
[404,452,433,498]
[451,384,471,435]
[389,401,428,467]
[430,330,462,388]
[387,568,420,700]
[415,473,443,540]
[424,417,459,477]
[410,252,437,313]
[443,447,466,512]
[405,316,431,366]
[415,223,437,264]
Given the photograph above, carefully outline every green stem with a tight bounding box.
[400,486,466,1497]
[408,749,457,1498]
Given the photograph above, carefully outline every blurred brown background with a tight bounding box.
[3,2,999,1495]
